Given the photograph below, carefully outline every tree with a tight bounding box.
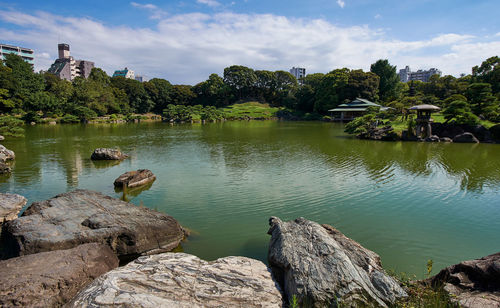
[442,100,480,125]
[345,70,380,102]
[223,65,257,100]
[472,56,500,93]
[192,74,227,107]
[144,78,173,113]
[466,83,496,117]
[370,59,401,102]
[314,68,349,113]
[170,85,196,106]
[0,115,24,137]
[111,76,152,113]
[3,53,44,103]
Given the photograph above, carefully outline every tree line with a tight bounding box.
[1,52,499,125]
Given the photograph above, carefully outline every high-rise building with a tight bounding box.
[113,67,135,79]
[48,44,94,81]
[0,44,34,66]
[290,67,306,83]
[398,66,442,82]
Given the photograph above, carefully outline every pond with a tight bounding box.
[1,121,499,277]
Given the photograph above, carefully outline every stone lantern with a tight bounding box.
[409,104,441,138]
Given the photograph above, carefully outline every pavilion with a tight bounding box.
[329,98,391,121]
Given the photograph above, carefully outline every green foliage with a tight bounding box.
[73,106,97,122]
[59,114,80,123]
[0,115,24,137]
[344,113,376,135]
[221,102,280,119]
[443,100,480,125]
[426,259,434,277]
[370,59,402,102]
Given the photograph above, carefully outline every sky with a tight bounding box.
[0,0,499,84]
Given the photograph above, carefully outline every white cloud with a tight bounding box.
[130,2,167,19]
[374,14,381,20]
[197,0,221,7]
[336,0,345,8]
[0,9,497,83]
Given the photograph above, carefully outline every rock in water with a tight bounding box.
[268,217,407,307]
[90,148,128,160]
[68,252,283,308]
[0,135,4,141]
[0,145,15,162]
[428,252,500,308]
[0,243,118,307]
[1,189,185,260]
[0,193,26,223]
[0,162,11,174]
[114,169,156,188]
[453,132,480,143]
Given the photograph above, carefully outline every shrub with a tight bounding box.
[59,114,80,123]
[0,115,25,137]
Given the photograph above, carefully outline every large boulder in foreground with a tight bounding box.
[0,145,15,162]
[1,189,185,260]
[428,252,500,308]
[90,148,128,160]
[68,252,283,308]
[114,169,156,188]
[0,243,118,307]
[268,217,407,307]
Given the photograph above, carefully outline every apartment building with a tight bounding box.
[0,43,34,65]
[48,44,94,81]
[398,66,442,82]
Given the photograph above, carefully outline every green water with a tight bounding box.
[1,121,499,277]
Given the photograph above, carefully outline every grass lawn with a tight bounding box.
[221,102,282,119]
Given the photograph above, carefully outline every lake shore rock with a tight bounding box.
[359,126,400,141]
[427,252,500,308]
[68,252,284,308]
[114,169,156,188]
[453,132,480,143]
[1,189,186,261]
[0,243,118,307]
[0,162,11,174]
[90,148,128,160]
[0,145,15,162]
[268,217,407,307]
[0,193,26,223]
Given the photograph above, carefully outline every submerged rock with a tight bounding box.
[453,132,480,143]
[0,243,118,307]
[1,189,186,261]
[268,217,407,307]
[68,252,283,308]
[440,137,453,142]
[0,145,15,162]
[114,169,156,188]
[425,135,440,142]
[428,252,500,308]
[90,148,128,160]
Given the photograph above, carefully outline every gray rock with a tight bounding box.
[1,189,186,261]
[114,169,156,188]
[453,132,480,143]
[428,252,500,308]
[0,162,11,174]
[268,217,407,307]
[440,137,453,142]
[0,135,4,141]
[68,252,284,308]
[425,135,440,142]
[0,193,26,223]
[0,145,15,162]
[90,148,128,160]
[0,243,118,307]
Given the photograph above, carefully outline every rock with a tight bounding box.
[490,124,500,141]
[48,121,57,125]
[268,217,407,307]
[68,252,283,308]
[440,137,453,142]
[428,252,500,308]
[0,193,26,223]
[453,132,480,143]
[0,145,15,162]
[425,135,440,142]
[1,189,186,261]
[0,162,11,174]
[90,148,128,160]
[114,169,156,188]
[0,243,118,307]
[0,135,4,141]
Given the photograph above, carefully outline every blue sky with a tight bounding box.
[1,0,499,84]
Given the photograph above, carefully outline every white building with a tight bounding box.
[290,67,306,83]
[113,67,135,79]
[398,66,442,82]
